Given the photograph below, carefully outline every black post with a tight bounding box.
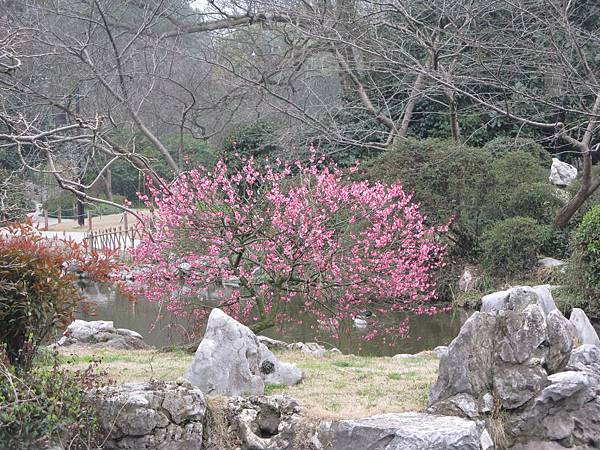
[76,195,85,226]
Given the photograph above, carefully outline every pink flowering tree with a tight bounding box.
[129,156,448,337]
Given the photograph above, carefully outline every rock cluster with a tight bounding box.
[85,290,599,450]
[428,285,600,448]
[258,336,341,356]
[185,309,303,395]
[93,380,206,450]
[55,319,149,350]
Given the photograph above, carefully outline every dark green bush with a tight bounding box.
[539,224,571,259]
[508,182,564,224]
[364,138,553,259]
[0,353,105,449]
[481,217,546,279]
[362,138,560,293]
[570,205,600,294]
[223,121,280,159]
[0,226,79,369]
[483,137,551,163]
[364,139,493,256]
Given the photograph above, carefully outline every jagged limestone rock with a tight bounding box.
[185,309,302,395]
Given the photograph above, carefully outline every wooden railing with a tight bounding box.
[84,226,141,254]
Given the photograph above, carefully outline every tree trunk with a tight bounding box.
[447,90,460,142]
[76,194,85,226]
[555,187,590,228]
[104,169,113,202]
[249,317,276,334]
[554,147,598,228]
[398,73,426,138]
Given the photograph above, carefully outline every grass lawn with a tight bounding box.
[56,347,439,419]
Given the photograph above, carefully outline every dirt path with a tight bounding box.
[42,210,148,232]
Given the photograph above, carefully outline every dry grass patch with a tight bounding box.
[55,347,439,419]
[56,347,193,383]
[273,350,438,419]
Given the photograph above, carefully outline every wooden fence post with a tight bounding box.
[88,211,92,231]
[43,208,48,231]
[58,205,62,224]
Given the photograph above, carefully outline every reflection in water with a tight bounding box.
[78,283,470,357]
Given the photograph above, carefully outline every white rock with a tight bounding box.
[549,158,577,187]
[55,319,147,350]
[458,266,481,292]
[434,346,449,359]
[531,285,559,316]
[116,328,143,339]
[481,393,494,413]
[538,257,565,268]
[67,319,114,341]
[480,429,494,450]
[185,309,302,396]
[569,308,600,346]
[568,344,600,367]
[392,353,417,359]
[288,342,328,356]
[538,371,590,401]
[257,335,289,349]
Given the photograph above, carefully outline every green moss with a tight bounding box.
[265,383,287,395]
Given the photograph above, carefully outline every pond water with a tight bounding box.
[77,283,470,357]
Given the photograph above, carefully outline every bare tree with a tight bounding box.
[2,0,599,229]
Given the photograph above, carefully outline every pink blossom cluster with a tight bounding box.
[128,156,448,337]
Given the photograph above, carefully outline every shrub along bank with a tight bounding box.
[363,138,588,310]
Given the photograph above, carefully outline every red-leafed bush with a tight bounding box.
[0,223,119,369]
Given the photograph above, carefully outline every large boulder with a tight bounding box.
[92,381,206,450]
[429,313,496,410]
[569,308,600,346]
[429,304,575,417]
[185,309,302,395]
[549,158,577,187]
[321,412,492,450]
[54,319,149,350]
